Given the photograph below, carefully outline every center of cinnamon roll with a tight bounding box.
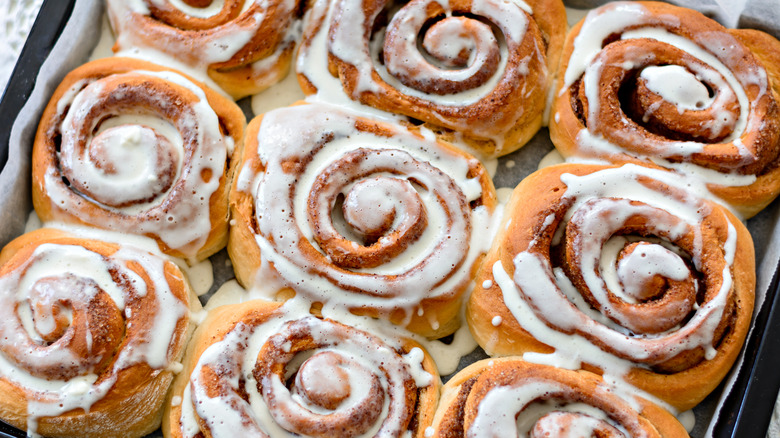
[615,241,690,302]
[563,198,698,335]
[7,272,124,380]
[531,411,626,438]
[27,276,83,344]
[294,351,352,410]
[342,177,425,245]
[639,65,714,112]
[78,123,179,208]
[253,318,411,437]
[423,18,491,69]
[309,149,430,269]
[382,1,504,95]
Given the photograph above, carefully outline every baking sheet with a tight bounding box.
[0,0,779,437]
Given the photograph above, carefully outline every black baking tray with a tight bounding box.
[0,0,74,172]
[1,1,780,437]
[715,257,780,437]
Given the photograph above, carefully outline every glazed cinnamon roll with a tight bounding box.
[431,358,689,437]
[297,0,567,157]
[468,163,755,411]
[106,0,305,99]
[229,101,498,338]
[550,1,780,218]
[32,57,245,262]
[0,228,199,438]
[164,300,440,438]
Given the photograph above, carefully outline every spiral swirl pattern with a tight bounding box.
[106,0,303,98]
[0,228,193,437]
[468,163,755,410]
[168,301,438,438]
[32,58,245,262]
[296,0,566,156]
[432,358,689,437]
[550,1,780,217]
[229,102,497,337]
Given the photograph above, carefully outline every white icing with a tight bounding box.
[242,102,497,318]
[110,1,289,65]
[620,28,751,144]
[203,279,249,311]
[62,115,184,210]
[384,13,499,92]
[561,2,773,189]
[296,0,544,152]
[424,319,479,376]
[110,0,260,64]
[366,14,514,108]
[537,149,565,169]
[88,14,116,61]
[46,69,231,260]
[678,409,696,432]
[640,65,714,112]
[492,164,740,415]
[164,0,227,19]
[496,187,514,204]
[0,233,190,434]
[251,69,306,116]
[179,308,432,437]
[179,258,214,297]
[24,210,43,234]
[468,382,632,437]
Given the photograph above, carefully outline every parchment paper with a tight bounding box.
[0,1,779,437]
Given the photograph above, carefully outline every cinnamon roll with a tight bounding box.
[106,0,305,99]
[229,101,498,338]
[0,228,199,438]
[431,358,689,437]
[550,1,780,218]
[468,163,755,411]
[32,57,245,262]
[296,0,567,157]
[164,300,440,438]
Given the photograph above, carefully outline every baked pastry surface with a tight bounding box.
[229,101,498,338]
[297,0,568,157]
[164,300,440,438]
[0,227,199,438]
[431,357,689,437]
[468,163,755,411]
[550,1,780,218]
[32,57,245,262]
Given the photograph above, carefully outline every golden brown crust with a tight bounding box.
[228,101,497,338]
[549,1,780,218]
[164,300,440,438]
[468,163,755,411]
[107,0,303,99]
[228,113,267,290]
[431,358,689,437]
[32,57,245,263]
[0,228,200,438]
[298,0,567,157]
[163,301,283,438]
